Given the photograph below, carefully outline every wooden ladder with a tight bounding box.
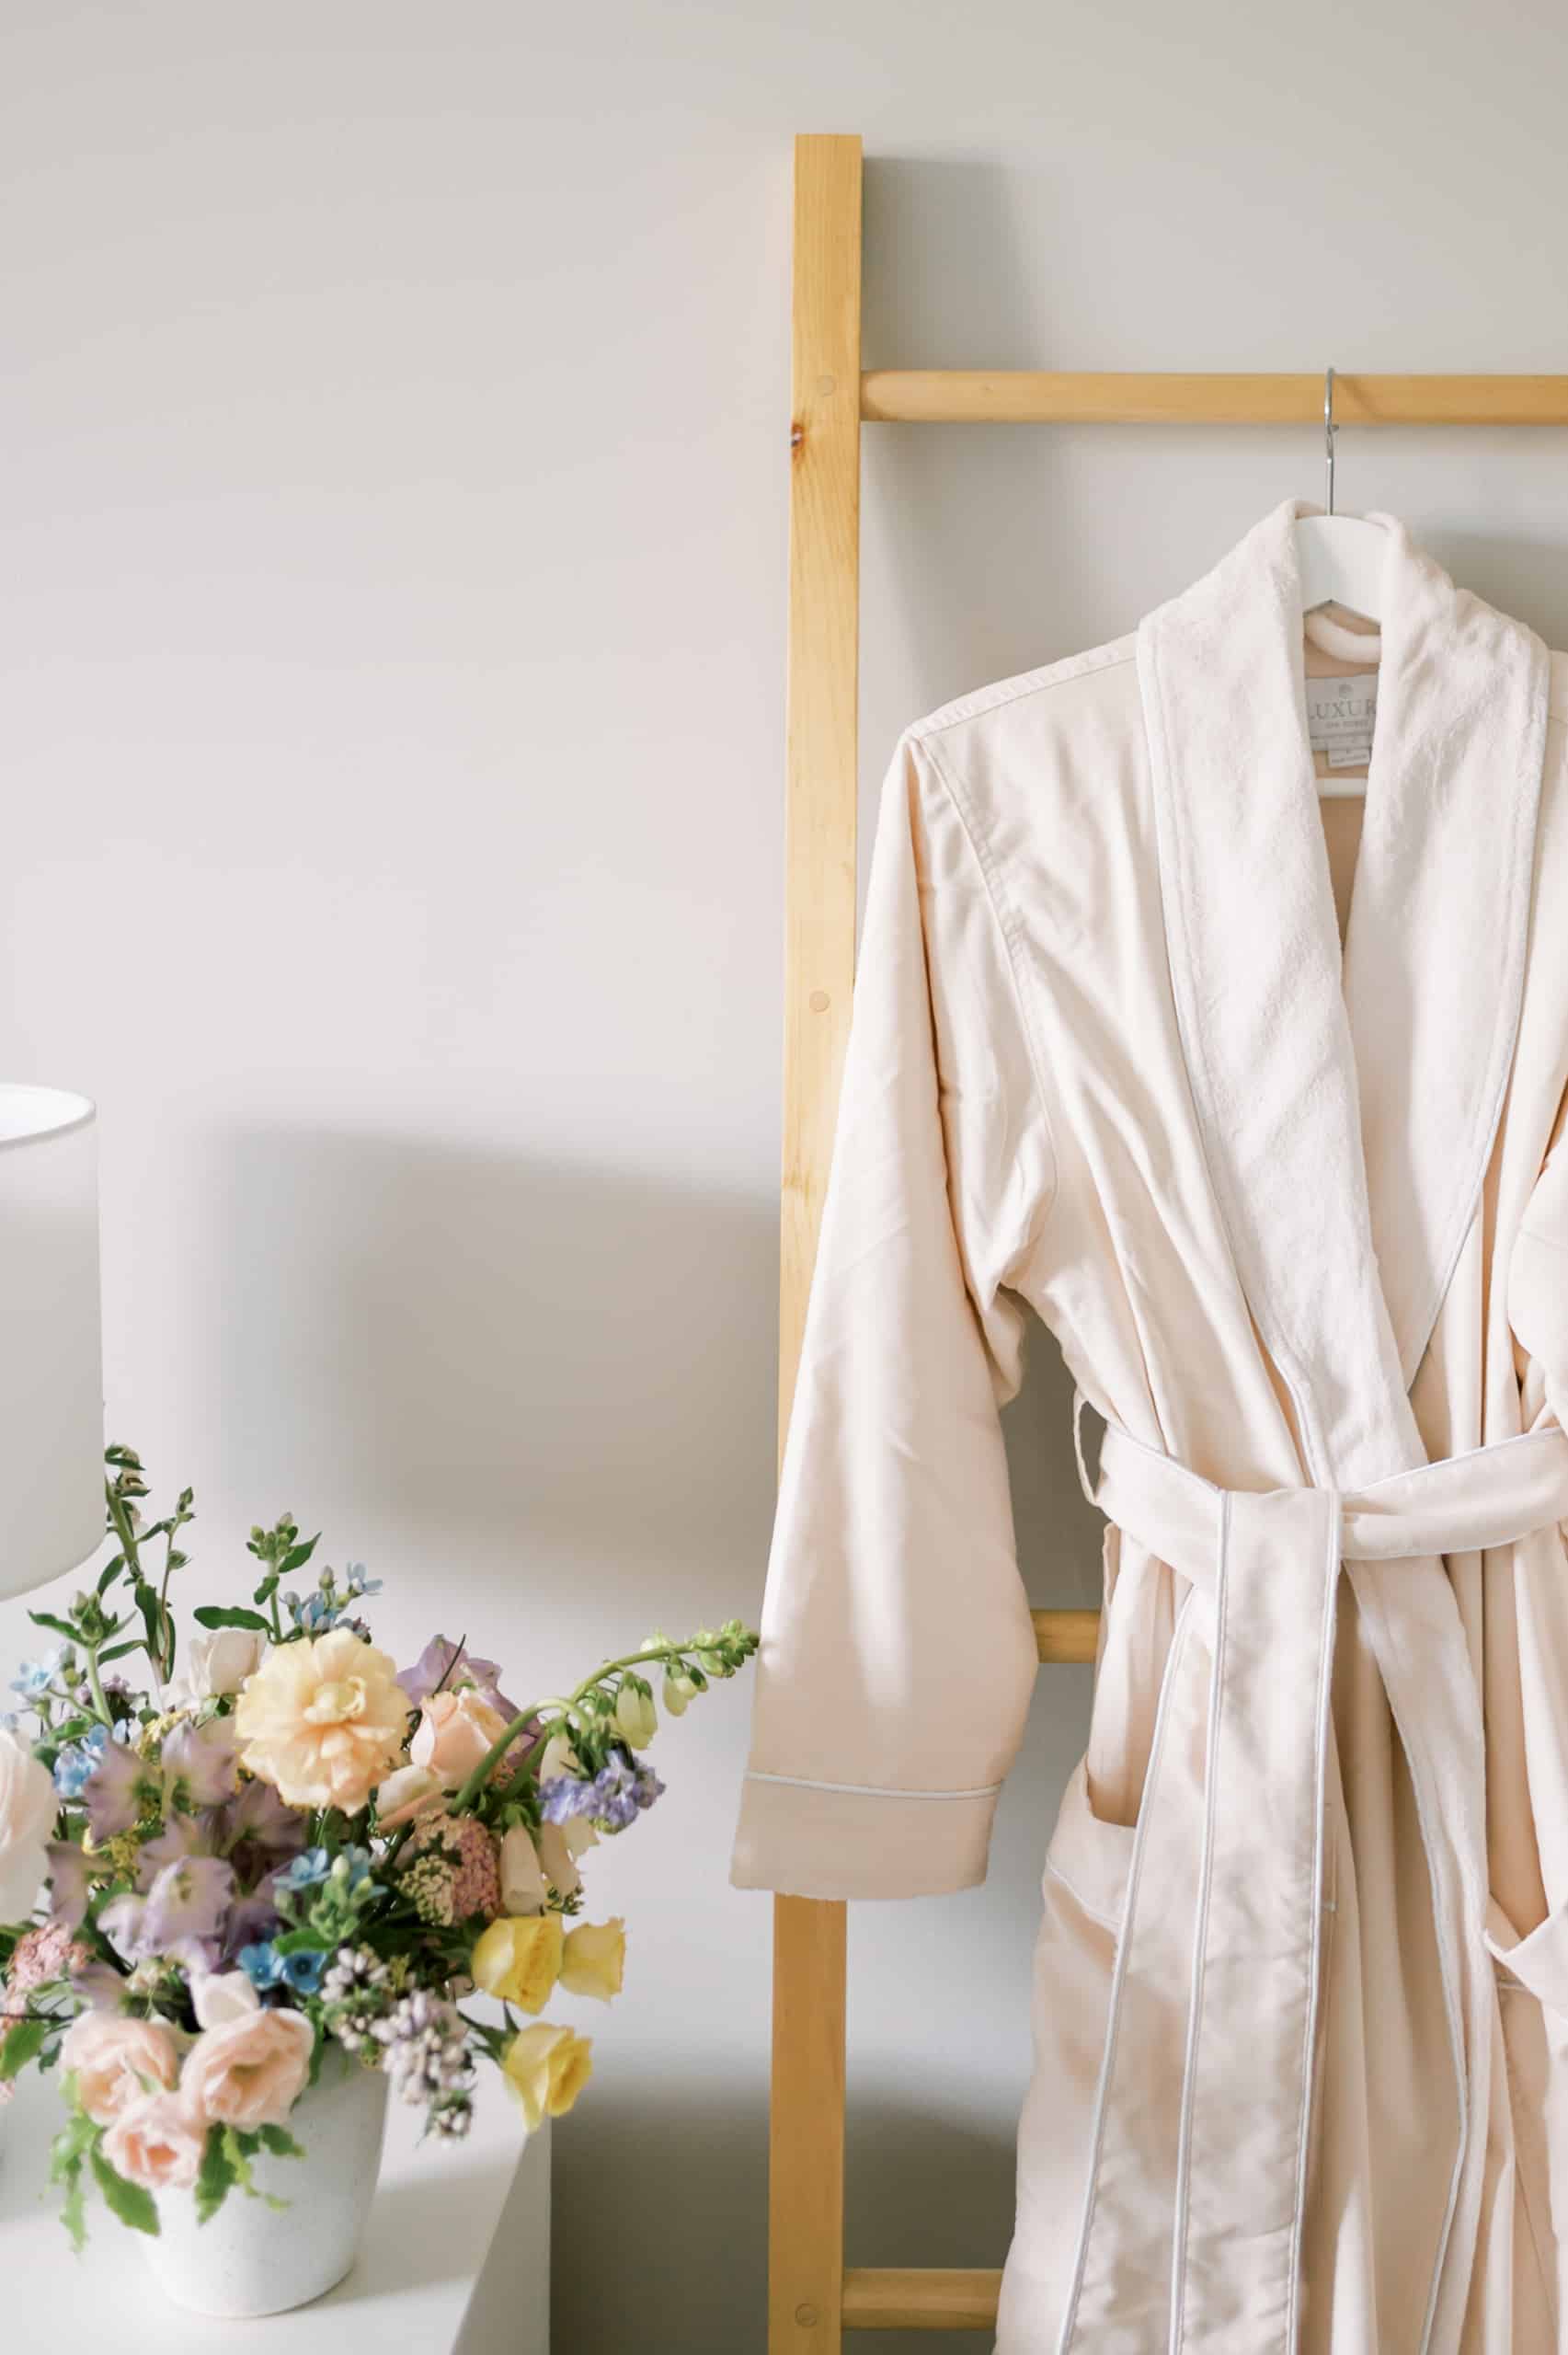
[772,129,1568,2348]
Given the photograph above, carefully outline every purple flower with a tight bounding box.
[44,1839,90,1930]
[399,1635,523,1724]
[82,1734,150,1843]
[136,1810,213,1888]
[97,1891,150,1962]
[163,1717,241,1808]
[539,1752,664,1834]
[69,1959,126,2011]
[538,1775,598,1825]
[220,1869,286,1964]
[142,1855,235,1950]
[216,1775,309,1875]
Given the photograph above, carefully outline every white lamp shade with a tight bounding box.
[0,1087,103,1598]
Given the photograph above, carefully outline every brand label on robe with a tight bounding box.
[1304,672,1378,768]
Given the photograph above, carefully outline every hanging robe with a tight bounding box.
[728,492,1568,2353]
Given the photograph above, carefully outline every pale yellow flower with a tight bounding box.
[471,1913,563,2014]
[233,1629,410,1812]
[560,1917,625,2004]
[612,1683,657,1747]
[498,1824,549,1915]
[501,2022,593,2131]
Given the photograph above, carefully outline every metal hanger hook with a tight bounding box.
[1324,364,1336,516]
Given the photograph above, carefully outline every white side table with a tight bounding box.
[0,2069,550,2353]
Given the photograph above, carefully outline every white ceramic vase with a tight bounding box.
[142,2048,389,2317]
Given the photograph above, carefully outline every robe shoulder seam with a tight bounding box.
[909,635,1139,742]
[910,730,1063,1248]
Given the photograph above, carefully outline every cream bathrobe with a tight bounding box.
[729,494,1568,2352]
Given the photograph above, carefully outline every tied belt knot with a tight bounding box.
[1057,1399,1568,2355]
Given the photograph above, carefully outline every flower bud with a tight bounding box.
[613,1681,658,1748]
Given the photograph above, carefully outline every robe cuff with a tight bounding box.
[728,1769,1002,1900]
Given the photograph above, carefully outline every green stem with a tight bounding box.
[447,1642,685,1817]
[83,1642,110,1727]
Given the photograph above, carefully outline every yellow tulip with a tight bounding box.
[472,1913,563,2014]
[502,2022,594,2131]
[560,1917,625,2004]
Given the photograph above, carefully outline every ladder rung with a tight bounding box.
[842,2267,1001,2330]
[860,369,1568,428]
[1033,1605,1099,1663]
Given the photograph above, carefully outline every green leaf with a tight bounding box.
[97,1640,142,1665]
[222,2125,260,2200]
[59,2160,87,2252]
[194,2124,237,2224]
[192,1605,270,1633]
[255,2124,306,2160]
[280,1536,320,1576]
[50,2102,97,2180]
[27,1610,78,1641]
[133,1582,164,1658]
[96,1556,125,1596]
[271,1927,329,1957]
[0,2016,50,2080]
[89,2142,159,2236]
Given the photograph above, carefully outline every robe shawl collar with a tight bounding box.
[1138,495,1550,1487]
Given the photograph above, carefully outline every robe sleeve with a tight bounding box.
[728,726,1054,1901]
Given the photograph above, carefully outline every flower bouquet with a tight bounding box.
[0,1443,756,2308]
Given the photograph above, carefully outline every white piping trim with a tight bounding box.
[742,1770,1001,1801]
[1057,1590,1196,2354]
[1168,1492,1229,2353]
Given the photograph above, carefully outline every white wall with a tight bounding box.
[5,5,1568,2345]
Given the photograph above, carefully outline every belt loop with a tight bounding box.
[1071,1386,1100,1510]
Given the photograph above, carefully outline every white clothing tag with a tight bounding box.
[1304,672,1378,770]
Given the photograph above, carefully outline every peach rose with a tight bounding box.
[234,1627,410,1812]
[102,2090,206,2191]
[180,2005,315,2131]
[409,1688,509,1790]
[374,1761,448,1830]
[190,1970,261,2029]
[501,2022,592,2131]
[62,2012,180,2126]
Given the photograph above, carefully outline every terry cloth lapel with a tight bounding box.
[1139,492,1549,1483]
[1057,498,1551,2354]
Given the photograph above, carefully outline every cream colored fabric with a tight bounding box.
[729,493,1568,2350]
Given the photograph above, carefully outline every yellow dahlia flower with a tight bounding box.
[233,1629,410,1812]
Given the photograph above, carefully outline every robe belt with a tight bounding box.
[1059,1401,1568,2355]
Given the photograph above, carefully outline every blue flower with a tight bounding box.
[10,1647,66,1702]
[344,1564,382,1599]
[52,1720,112,1798]
[238,1940,284,1990]
[275,1846,334,1894]
[280,1948,326,1994]
[331,1846,373,1890]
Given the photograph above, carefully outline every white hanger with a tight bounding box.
[1294,367,1384,800]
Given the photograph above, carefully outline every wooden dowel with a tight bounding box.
[1033,1606,1100,1664]
[861,370,1568,427]
[842,2268,1003,2330]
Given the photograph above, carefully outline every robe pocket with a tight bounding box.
[1510,1143,1568,1396]
[1486,1890,1568,2017]
[1042,1756,1137,1932]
